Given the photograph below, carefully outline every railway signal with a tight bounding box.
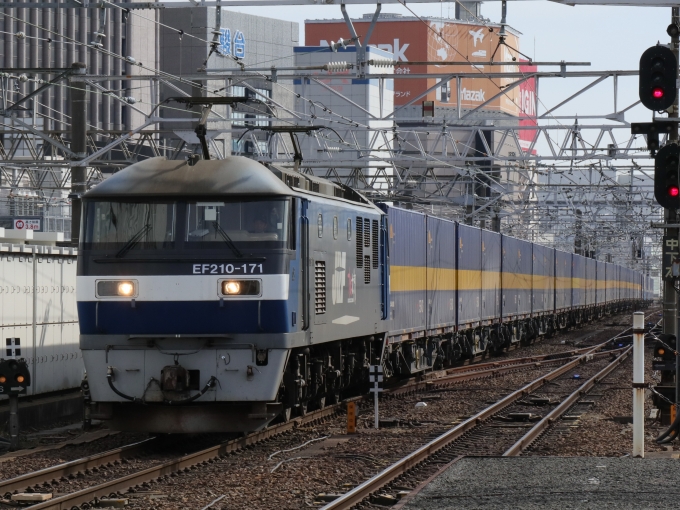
[654,144,680,209]
[369,365,383,429]
[0,355,30,451]
[639,45,677,112]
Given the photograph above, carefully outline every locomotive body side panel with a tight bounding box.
[305,196,386,343]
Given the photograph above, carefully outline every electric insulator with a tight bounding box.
[18,74,28,83]
[370,59,397,68]
[123,96,136,105]
[15,32,26,40]
[324,61,349,72]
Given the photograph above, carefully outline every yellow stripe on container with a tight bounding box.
[390,266,427,292]
[458,269,482,290]
[427,268,456,291]
[502,272,533,290]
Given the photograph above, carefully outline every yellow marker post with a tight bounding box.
[347,402,356,434]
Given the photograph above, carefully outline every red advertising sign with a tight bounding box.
[519,61,537,154]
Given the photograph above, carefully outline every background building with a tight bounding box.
[304,13,535,222]
[159,7,299,159]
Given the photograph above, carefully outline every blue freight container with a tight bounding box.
[596,260,606,306]
[572,254,586,308]
[531,244,555,315]
[605,262,617,303]
[384,205,426,337]
[555,250,572,311]
[426,215,456,333]
[457,223,482,328]
[585,258,596,307]
[501,235,533,319]
[481,229,501,322]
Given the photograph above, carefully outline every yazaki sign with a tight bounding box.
[14,219,40,230]
[305,19,522,112]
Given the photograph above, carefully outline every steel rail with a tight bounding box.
[8,314,650,508]
[389,348,628,396]
[27,404,342,510]
[502,345,634,456]
[0,438,154,495]
[0,336,614,496]
[319,322,643,510]
[8,349,591,507]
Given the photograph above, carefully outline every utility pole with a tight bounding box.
[664,9,680,332]
[69,62,87,246]
[671,7,680,415]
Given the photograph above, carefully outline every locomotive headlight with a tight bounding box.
[96,280,138,298]
[219,279,261,296]
[15,375,24,383]
[0,376,6,384]
[118,282,134,296]
[224,281,241,294]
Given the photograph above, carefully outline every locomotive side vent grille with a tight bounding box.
[372,219,379,268]
[356,216,363,268]
[364,256,371,284]
[315,260,326,314]
[364,218,371,247]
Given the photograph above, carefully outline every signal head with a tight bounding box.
[640,45,677,111]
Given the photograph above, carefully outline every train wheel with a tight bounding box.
[281,407,292,423]
[318,396,326,410]
[329,392,341,405]
[298,401,308,417]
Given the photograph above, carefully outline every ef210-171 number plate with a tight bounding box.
[192,263,264,275]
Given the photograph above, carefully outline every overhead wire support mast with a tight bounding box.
[671,7,680,428]
[167,96,256,160]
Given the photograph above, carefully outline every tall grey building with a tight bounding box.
[0,0,157,132]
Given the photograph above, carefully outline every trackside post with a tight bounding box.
[633,312,646,458]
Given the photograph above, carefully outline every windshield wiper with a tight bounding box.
[212,221,244,259]
[115,223,152,258]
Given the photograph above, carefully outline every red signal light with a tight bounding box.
[669,186,680,197]
[653,87,665,99]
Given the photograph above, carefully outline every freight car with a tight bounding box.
[77,157,648,433]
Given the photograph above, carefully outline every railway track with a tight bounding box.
[319,319,653,510]
[1,312,654,509]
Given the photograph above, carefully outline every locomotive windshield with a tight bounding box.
[82,198,292,253]
[186,199,290,247]
[82,201,176,251]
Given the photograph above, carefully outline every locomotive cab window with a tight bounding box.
[81,201,176,251]
[186,199,291,249]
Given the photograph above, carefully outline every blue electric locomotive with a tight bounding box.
[77,156,648,433]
